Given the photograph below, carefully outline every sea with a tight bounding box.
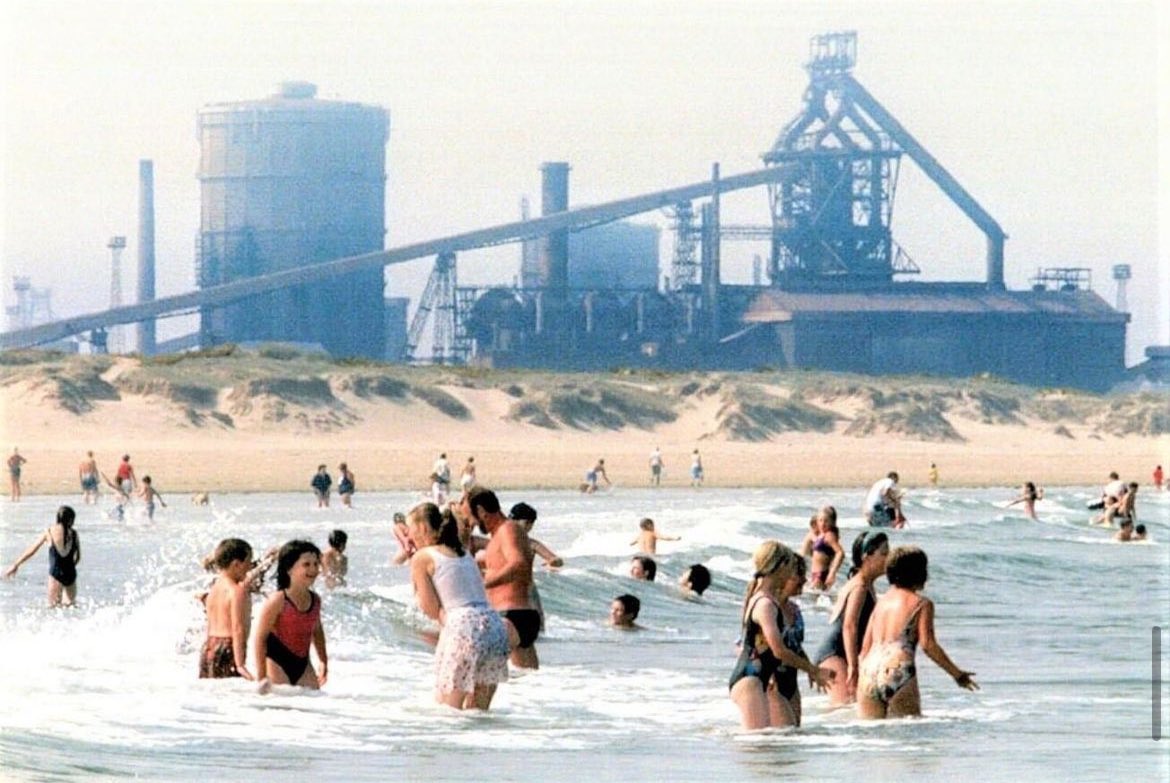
[1,485,1167,782]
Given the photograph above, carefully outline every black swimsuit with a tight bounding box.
[728,595,782,692]
[48,532,78,587]
[814,584,875,664]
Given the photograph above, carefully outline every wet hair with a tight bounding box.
[328,529,348,549]
[740,540,797,618]
[818,505,839,532]
[849,530,889,577]
[1024,481,1037,495]
[409,501,464,556]
[885,546,928,589]
[465,486,500,518]
[683,563,711,595]
[56,505,76,529]
[614,593,641,620]
[275,539,322,589]
[631,555,657,581]
[204,538,253,571]
[1135,524,1147,536]
[509,502,537,523]
[639,517,655,531]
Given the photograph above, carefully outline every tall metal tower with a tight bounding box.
[107,236,127,352]
[1112,264,1131,312]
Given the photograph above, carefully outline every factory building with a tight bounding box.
[196,82,389,358]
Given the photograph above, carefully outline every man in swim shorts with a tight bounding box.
[464,487,541,669]
[864,471,903,528]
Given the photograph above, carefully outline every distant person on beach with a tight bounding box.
[429,473,448,506]
[582,458,611,494]
[408,501,510,710]
[728,541,833,729]
[433,453,451,493]
[1089,471,1125,512]
[1007,482,1044,520]
[199,538,255,680]
[391,511,417,565]
[800,505,845,590]
[813,531,890,706]
[864,471,905,528]
[679,563,711,597]
[649,447,664,487]
[3,505,81,607]
[464,487,541,670]
[8,447,27,501]
[857,546,978,719]
[630,555,656,582]
[311,464,332,508]
[928,462,939,488]
[337,463,355,508]
[690,449,704,488]
[79,451,100,504]
[322,529,348,588]
[631,517,680,555]
[1154,465,1164,492]
[461,456,477,492]
[137,476,166,521]
[1097,482,1138,527]
[114,454,136,495]
[610,593,642,629]
[100,471,130,522]
[254,540,328,690]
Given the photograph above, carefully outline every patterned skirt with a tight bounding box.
[434,605,510,695]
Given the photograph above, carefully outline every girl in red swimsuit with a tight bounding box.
[254,540,329,690]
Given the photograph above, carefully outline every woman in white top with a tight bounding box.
[408,502,509,710]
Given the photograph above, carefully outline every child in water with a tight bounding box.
[609,594,642,629]
[322,530,349,588]
[391,511,417,565]
[631,518,680,555]
[199,538,255,679]
[137,476,167,521]
[254,540,329,690]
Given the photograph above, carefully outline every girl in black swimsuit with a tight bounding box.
[3,505,81,607]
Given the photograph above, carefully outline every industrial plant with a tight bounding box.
[1,32,1133,392]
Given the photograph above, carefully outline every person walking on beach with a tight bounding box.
[79,451,100,504]
[728,540,832,729]
[813,531,890,705]
[337,463,355,508]
[114,454,136,495]
[460,456,477,492]
[311,464,332,508]
[137,476,166,521]
[408,502,510,710]
[8,447,27,501]
[928,462,939,488]
[690,449,704,488]
[864,471,904,528]
[857,546,978,719]
[3,505,81,607]
[649,447,664,487]
[254,540,329,690]
[464,487,541,669]
[582,458,611,494]
[199,538,256,679]
[433,453,451,494]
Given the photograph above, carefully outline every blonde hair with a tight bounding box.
[740,540,797,619]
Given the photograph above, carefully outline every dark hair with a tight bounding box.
[339,462,347,471]
[615,593,641,620]
[466,486,500,518]
[318,464,327,471]
[1119,516,1134,528]
[393,511,406,524]
[1135,524,1147,535]
[887,471,899,482]
[886,546,928,589]
[849,530,889,577]
[410,502,464,557]
[632,555,657,581]
[142,475,152,484]
[328,529,348,549]
[276,539,322,589]
[683,563,711,595]
[1109,471,1119,480]
[639,517,654,530]
[204,537,253,571]
[509,502,537,523]
[56,505,76,529]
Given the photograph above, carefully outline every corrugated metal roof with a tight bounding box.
[742,285,1127,323]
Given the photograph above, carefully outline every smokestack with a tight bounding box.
[700,163,722,344]
[540,162,570,296]
[986,235,1005,291]
[137,159,157,354]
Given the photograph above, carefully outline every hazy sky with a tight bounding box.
[2,0,1166,364]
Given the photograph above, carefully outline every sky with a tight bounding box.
[2,0,1167,365]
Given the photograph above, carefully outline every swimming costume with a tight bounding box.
[145,500,156,519]
[266,590,320,684]
[80,473,99,491]
[501,608,541,648]
[868,505,896,527]
[311,473,331,495]
[812,534,835,559]
[199,636,240,679]
[859,600,926,706]
[774,600,807,700]
[9,465,20,480]
[814,584,876,664]
[48,531,78,587]
[728,594,782,692]
[810,569,829,586]
[338,477,354,494]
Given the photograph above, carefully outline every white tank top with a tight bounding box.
[428,548,489,609]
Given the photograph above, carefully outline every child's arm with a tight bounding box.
[530,538,564,568]
[229,582,254,680]
[157,490,167,507]
[656,532,681,542]
[312,611,328,686]
[410,553,443,621]
[3,530,49,577]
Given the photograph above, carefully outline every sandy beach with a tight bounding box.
[1,351,1165,495]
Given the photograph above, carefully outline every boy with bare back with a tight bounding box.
[631,517,679,555]
[137,476,167,520]
[200,538,256,679]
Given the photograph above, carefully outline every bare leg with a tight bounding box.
[885,677,922,718]
[511,645,539,670]
[438,689,469,709]
[297,665,321,690]
[266,658,292,686]
[730,677,771,730]
[472,683,497,710]
[820,656,851,705]
[47,578,63,608]
[62,583,77,607]
[766,685,800,728]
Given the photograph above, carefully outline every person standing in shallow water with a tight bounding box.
[254,540,328,690]
[3,505,81,607]
[79,451,100,504]
[337,463,355,508]
[8,447,28,501]
[199,538,255,680]
[311,464,332,508]
[857,546,978,719]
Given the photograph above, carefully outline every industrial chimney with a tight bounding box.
[137,159,156,354]
[540,162,570,296]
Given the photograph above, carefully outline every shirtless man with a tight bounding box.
[463,487,540,669]
[79,451,100,504]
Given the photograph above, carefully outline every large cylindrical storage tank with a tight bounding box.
[197,82,389,357]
